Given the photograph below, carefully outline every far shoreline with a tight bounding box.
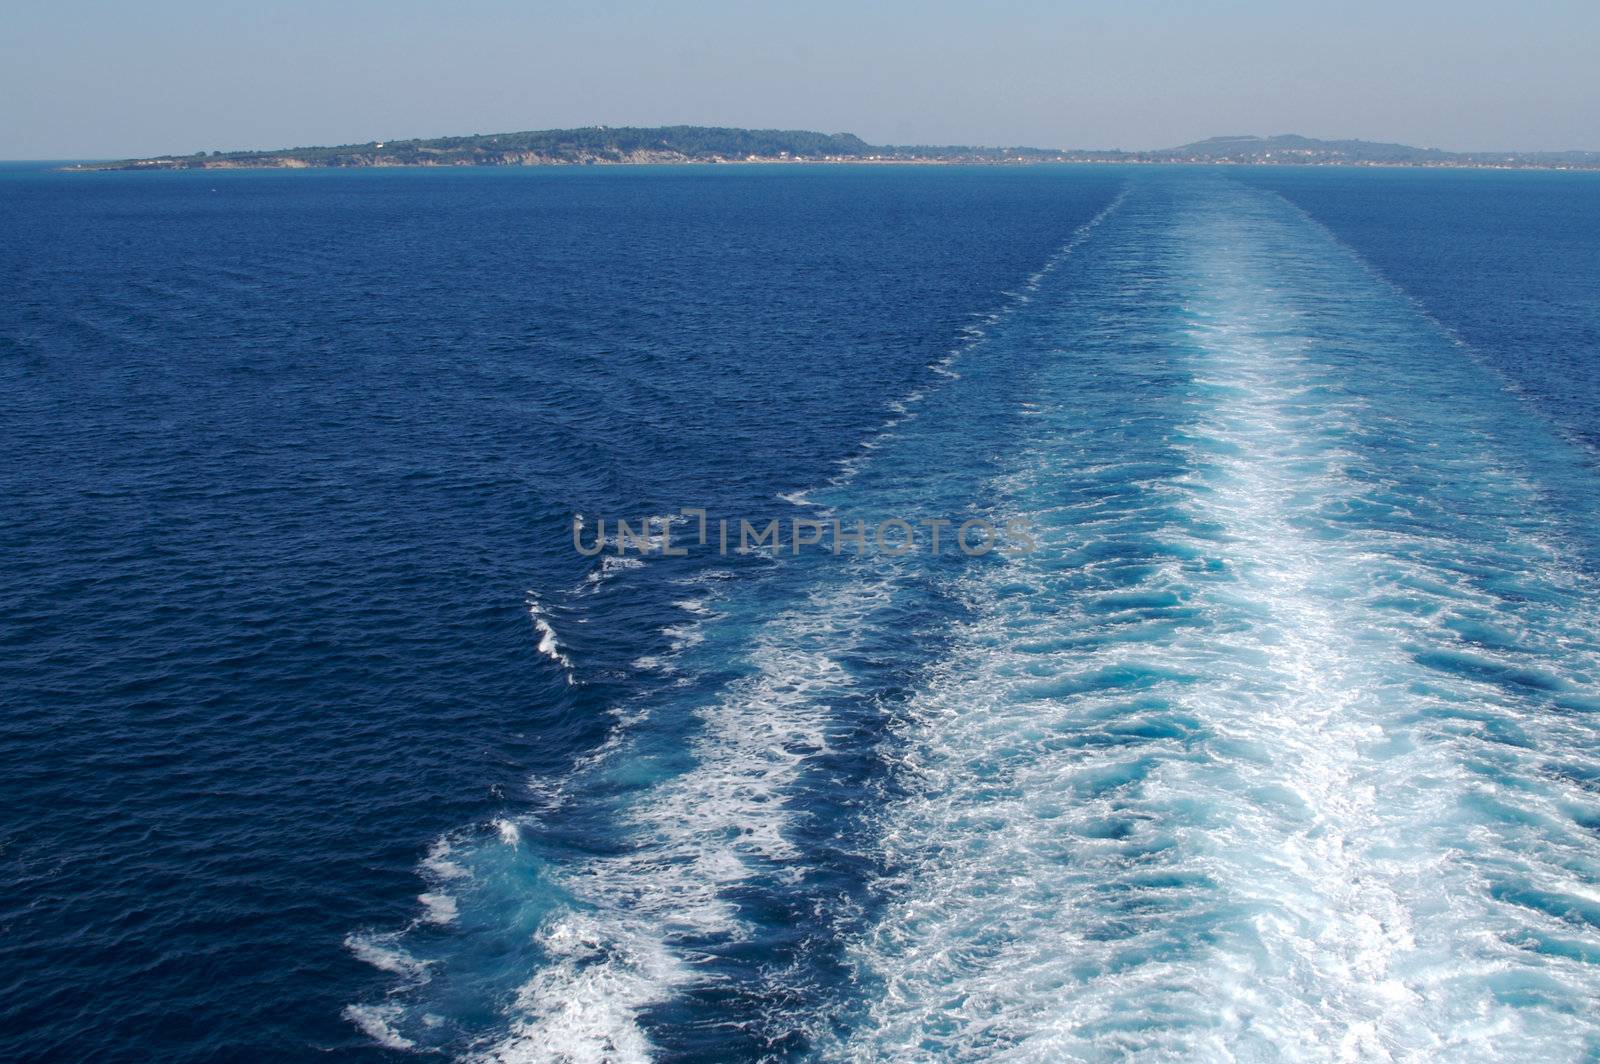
[59,157,1600,174]
[55,126,1600,174]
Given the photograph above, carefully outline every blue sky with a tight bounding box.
[4,0,1596,158]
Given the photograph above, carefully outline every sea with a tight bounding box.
[3,161,1600,1062]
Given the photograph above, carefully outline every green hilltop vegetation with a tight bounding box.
[64,126,1600,171]
[69,127,894,170]
[62,125,1134,170]
[274,126,877,164]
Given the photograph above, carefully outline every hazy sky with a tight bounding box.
[4,0,1597,158]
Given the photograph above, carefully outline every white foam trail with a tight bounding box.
[478,574,892,1061]
[469,184,1141,1058]
[833,178,1600,1060]
[346,181,1141,1056]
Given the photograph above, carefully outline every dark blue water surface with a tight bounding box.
[1238,167,1600,451]
[4,163,1600,1062]
[0,164,1121,1060]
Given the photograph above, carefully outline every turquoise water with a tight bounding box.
[4,163,1600,1060]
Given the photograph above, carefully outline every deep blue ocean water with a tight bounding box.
[3,162,1600,1061]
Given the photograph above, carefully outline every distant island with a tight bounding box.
[63,127,1600,171]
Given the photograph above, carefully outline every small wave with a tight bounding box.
[472,913,683,1064]
[525,594,576,683]
[346,932,430,980]
[493,818,521,847]
[585,554,645,586]
[420,838,470,881]
[343,1004,418,1051]
[417,892,458,926]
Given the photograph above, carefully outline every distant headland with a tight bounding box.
[62,127,1600,172]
